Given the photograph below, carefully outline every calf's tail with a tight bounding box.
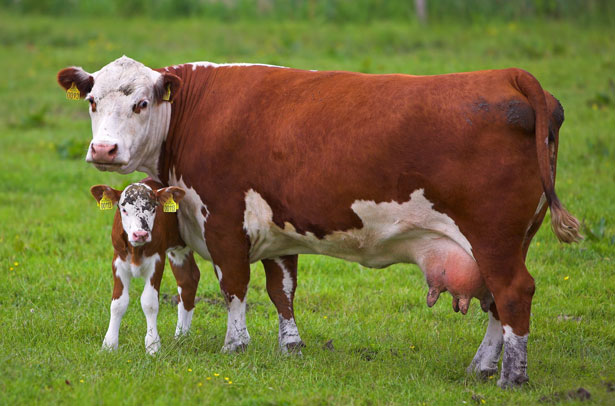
[514,69,582,243]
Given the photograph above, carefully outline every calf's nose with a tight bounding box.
[91,143,118,162]
[132,230,149,242]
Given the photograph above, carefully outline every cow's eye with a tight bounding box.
[133,99,148,113]
[87,97,97,112]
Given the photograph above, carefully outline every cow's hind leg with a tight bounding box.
[480,256,534,388]
[167,247,200,337]
[262,255,304,354]
[467,304,503,379]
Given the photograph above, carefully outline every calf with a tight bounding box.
[90,179,200,354]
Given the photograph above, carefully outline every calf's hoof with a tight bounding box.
[281,340,305,356]
[221,341,249,354]
[497,373,529,389]
[101,339,118,351]
[145,337,161,355]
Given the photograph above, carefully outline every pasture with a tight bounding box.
[1,12,614,405]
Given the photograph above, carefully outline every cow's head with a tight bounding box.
[58,56,181,175]
[90,183,185,246]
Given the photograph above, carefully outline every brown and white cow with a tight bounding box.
[60,56,581,387]
[90,179,200,354]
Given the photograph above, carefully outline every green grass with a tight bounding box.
[1,13,615,405]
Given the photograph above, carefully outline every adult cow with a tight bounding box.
[58,56,581,388]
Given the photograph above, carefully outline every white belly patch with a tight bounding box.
[169,169,211,260]
[243,189,474,267]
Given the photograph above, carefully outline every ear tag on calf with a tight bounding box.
[66,83,80,100]
[98,195,113,211]
[163,196,178,213]
[162,83,171,102]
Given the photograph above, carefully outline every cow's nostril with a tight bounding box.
[109,144,118,156]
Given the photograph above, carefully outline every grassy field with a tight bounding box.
[1,13,614,405]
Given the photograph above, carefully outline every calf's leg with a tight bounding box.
[262,255,304,354]
[167,247,200,337]
[102,261,130,351]
[141,258,164,355]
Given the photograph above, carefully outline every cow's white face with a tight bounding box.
[58,56,181,176]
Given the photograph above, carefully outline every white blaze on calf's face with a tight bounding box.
[85,56,172,175]
[119,184,158,246]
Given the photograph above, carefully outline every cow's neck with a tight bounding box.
[154,64,217,185]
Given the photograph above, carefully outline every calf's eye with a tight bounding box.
[133,99,149,113]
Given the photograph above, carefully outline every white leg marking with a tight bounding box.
[467,311,503,377]
[141,280,160,355]
[273,258,293,302]
[102,274,130,351]
[498,325,529,388]
[167,246,190,266]
[214,265,223,282]
[175,286,194,337]
[278,315,303,354]
[222,294,250,353]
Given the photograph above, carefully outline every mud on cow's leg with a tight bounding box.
[262,255,304,354]
[167,247,200,337]
[467,303,503,379]
[482,258,535,388]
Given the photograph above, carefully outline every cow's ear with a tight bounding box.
[156,186,186,204]
[57,67,94,98]
[154,72,181,103]
[90,185,121,206]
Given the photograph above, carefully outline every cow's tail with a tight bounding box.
[514,69,582,243]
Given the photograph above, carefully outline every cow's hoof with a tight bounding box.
[281,340,305,356]
[221,342,248,354]
[145,336,161,355]
[497,373,529,389]
[466,365,498,380]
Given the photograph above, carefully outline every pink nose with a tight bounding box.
[91,143,118,163]
[132,230,149,242]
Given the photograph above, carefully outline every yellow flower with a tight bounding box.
[206,377,212,380]
[198,382,203,387]
[481,399,486,404]
[127,360,131,363]
[228,381,233,385]
[323,316,328,319]
[224,377,229,381]
[564,276,570,280]
[14,262,18,266]
[188,368,192,372]
[79,379,84,383]
[410,345,415,349]
[9,267,13,271]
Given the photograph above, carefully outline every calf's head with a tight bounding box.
[58,56,181,175]
[90,183,185,246]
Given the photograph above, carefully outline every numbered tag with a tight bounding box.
[66,83,80,100]
[162,83,171,101]
[163,196,178,212]
[98,195,113,210]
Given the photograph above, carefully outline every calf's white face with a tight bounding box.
[90,183,186,247]
[57,56,181,176]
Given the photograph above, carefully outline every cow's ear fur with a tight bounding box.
[57,67,94,98]
[155,186,186,204]
[154,72,182,103]
[90,185,122,206]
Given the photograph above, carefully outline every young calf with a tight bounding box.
[90,179,200,354]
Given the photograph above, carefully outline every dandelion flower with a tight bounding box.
[564,276,570,280]
[79,379,84,383]
[188,368,192,372]
[14,262,18,266]
[224,377,229,381]
[214,373,219,377]
[198,382,203,387]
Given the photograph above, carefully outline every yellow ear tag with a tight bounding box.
[66,82,80,100]
[98,195,113,211]
[163,196,178,213]
[162,83,171,102]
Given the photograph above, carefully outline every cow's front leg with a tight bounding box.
[467,305,503,379]
[102,260,130,351]
[262,255,304,354]
[167,247,200,337]
[141,257,164,355]
[207,221,252,353]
